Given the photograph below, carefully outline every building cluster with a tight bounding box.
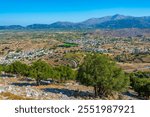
[0,49,53,65]
[66,38,150,54]
[65,38,108,53]
[0,37,149,65]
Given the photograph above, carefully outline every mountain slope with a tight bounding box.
[0,14,150,29]
[0,25,24,30]
[81,14,130,26]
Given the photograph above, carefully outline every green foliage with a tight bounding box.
[29,60,53,85]
[0,65,3,74]
[59,43,78,48]
[2,60,77,85]
[53,65,77,82]
[130,71,150,99]
[131,78,150,99]
[77,54,129,97]
[132,71,150,79]
[3,61,29,76]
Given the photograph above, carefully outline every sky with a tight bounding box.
[0,0,150,25]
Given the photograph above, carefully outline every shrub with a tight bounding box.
[130,77,150,99]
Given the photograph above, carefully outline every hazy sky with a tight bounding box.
[0,0,150,25]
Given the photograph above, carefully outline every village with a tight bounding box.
[0,35,149,66]
[0,30,150,100]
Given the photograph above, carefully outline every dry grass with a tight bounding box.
[34,81,93,93]
[0,92,33,100]
[117,62,150,72]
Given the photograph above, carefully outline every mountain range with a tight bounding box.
[1,14,150,30]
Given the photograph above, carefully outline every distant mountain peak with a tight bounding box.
[0,14,150,30]
[111,14,128,20]
[81,14,129,26]
[114,14,122,16]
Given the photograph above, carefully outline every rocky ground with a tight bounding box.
[0,77,140,100]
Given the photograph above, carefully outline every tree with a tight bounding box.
[29,60,53,86]
[3,61,29,76]
[53,65,76,82]
[77,54,129,97]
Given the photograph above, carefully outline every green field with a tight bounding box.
[59,43,78,47]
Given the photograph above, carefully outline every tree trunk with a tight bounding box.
[36,79,40,86]
[94,86,98,98]
[98,85,106,98]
